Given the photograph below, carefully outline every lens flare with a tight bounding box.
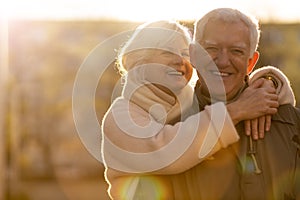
[117,176,171,200]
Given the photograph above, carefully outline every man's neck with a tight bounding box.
[194,81,248,109]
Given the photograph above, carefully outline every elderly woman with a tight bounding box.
[101,20,288,200]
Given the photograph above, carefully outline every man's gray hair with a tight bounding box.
[193,8,260,56]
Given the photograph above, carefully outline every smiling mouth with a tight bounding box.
[167,71,184,76]
[211,71,231,77]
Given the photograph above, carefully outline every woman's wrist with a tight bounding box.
[261,74,278,89]
[226,103,243,125]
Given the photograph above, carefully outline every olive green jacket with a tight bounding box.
[173,104,300,200]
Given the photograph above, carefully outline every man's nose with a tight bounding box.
[214,50,230,68]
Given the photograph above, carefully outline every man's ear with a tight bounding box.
[247,51,260,74]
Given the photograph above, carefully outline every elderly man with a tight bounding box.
[180,8,300,200]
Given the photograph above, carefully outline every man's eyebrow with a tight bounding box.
[202,40,248,49]
[231,43,248,50]
[201,40,217,45]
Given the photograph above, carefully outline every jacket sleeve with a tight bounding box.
[102,100,239,175]
[249,65,296,106]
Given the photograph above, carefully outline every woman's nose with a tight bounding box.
[173,55,184,65]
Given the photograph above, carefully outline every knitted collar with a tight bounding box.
[122,75,193,125]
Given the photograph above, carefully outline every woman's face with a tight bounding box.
[143,48,193,94]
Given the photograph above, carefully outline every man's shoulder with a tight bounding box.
[274,104,300,124]
[278,103,300,113]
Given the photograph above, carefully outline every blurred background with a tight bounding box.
[1,0,300,199]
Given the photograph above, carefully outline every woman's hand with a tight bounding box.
[244,115,272,140]
[243,78,277,139]
[227,78,279,139]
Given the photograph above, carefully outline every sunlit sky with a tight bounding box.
[1,0,300,23]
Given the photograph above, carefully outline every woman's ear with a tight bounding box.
[247,51,260,74]
[189,42,197,67]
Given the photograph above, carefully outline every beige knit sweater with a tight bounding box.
[101,76,239,199]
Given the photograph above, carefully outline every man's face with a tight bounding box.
[194,19,257,101]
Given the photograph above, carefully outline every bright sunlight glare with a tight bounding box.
[1,0,300,22]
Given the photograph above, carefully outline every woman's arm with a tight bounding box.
[102,100,238,175]
[226,78,279,125]
[249,65,295,106]
[228,65,296,139]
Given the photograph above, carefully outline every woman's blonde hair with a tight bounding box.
[117,20,192,76]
